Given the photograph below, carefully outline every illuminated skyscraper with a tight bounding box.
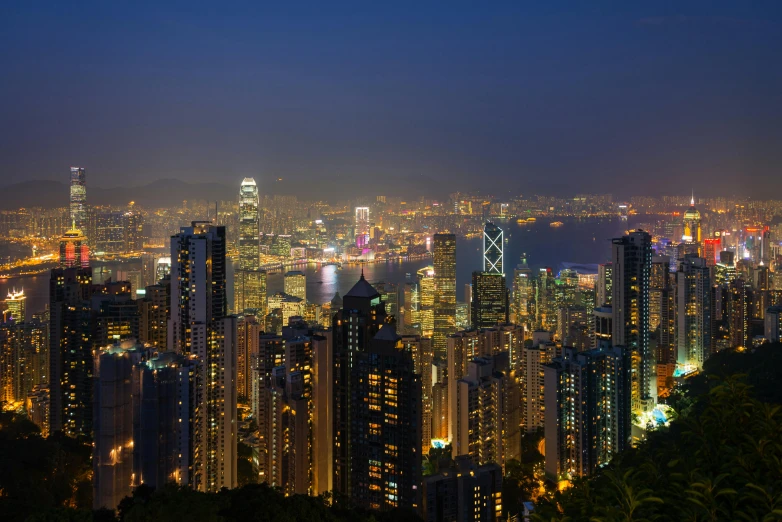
[59,226,89,268]
[418,266,435,338]
[471,271,508,329]
[612,230,654,413]
[69,167,87,233]
[284,270,307,302]
[682,195,702,253]
[4,288,26,322]
[95,211,125,253]
[433,233,457,358]
[238,178,260,269]
[512,255,532,326]
[355,206,370,247]
[703,238,720,267]
[676,255,711,369]
[544,346,631,481]
[483,222,503,274]
[596,263,613,306]
[169,221,237,492]
[235,178,266,316]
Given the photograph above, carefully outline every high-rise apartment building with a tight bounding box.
[433,233,457,358]
[544,346,631,481]
[349,324,422,512]
[471,271,508,329]
[676,255,711,369]
[0,317,47,404]
[70,167,87,233]
[596,263,613,306]
[168,221,237,492]
[332,274,387,497]
[422,458,503,522]
[93,342,147,510]
[612,230,654,413]
[483,222,503,274]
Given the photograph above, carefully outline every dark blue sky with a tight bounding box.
[1,1,781,199]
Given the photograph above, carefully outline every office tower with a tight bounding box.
[235,178,266,317]
[682,195,702,247]
[471,271,508,329]
[238,178,260,269]
[592,306,613,349]
[91,280,140,350]
[483,222,503,274]
[133,351,199,490]
[95,210,125,253]
[124,210,144,252]
[676,255,712,369]
[596,263,613,306]
[433,234,457,357]
[728,278,753,349]
[375,281,400,323]
[404,281,421,334]
[422,458,503,522]
[168,221,237,492]
[544,346,631,481]
[402,335,434,454]
[447,330,480,444]
[93,342,147,510]
[332,274,388,497]
[703,238,720,267]
[355,206,370,247]
[349,324,422,512]
[59,227,89,269]
[418,266,435,338]
[70,167,87,233]
[138,281,168,349]
[49,267,93,436]
[612,230,654,413]
[4,288,25,322]
[431,360,449,442]
[284,270,307,302]
[512,256,532,325]
[521,341,555,433]
[452,357,504,466]
[234,269,267,316]
[535,268,557,331]
[267,292,304,331]
[765,306,782,343]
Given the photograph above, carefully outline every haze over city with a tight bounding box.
[1,3,782,522]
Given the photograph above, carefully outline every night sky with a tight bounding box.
[1,1,781,199]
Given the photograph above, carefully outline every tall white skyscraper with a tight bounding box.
[69,167,87,231]
[355,206,370,247]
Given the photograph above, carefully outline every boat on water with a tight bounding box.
[550,221,564,227]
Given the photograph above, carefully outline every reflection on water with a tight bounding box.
[0,216,639,314]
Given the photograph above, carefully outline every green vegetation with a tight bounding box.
[531,343,782,522]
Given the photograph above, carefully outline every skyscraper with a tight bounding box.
[544,346,631,481]
[471,271,508,329]
[59,226,89,269]
[676,255,712,369]
[355,206,370,247]
[48,267,93,436]
[596,263,613,306]
[433,233,457,358]
[483,222,503,274]
[418,266,435,338]
[169,221,237,492]
[612,230,654,413]
[235,178,266,316]
[284,270,307,302]
[4,288,26,322]
[349,324,422,512]
[332,274,387,497]
[69,167,87,233]
[238,178,260,268]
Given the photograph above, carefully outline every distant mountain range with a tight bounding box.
[0,179,239,210]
